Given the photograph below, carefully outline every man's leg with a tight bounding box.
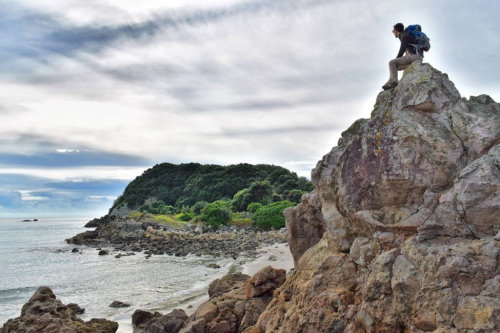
[386,54,423,85]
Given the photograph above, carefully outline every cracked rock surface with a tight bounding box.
[252,62,499,332]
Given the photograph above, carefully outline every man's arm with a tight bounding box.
[396,34,411,58]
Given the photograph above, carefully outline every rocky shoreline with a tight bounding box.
[1,265,290,333]
[66,215,287,259]
[1,242,294,333]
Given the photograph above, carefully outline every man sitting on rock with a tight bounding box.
[383,23,423,90]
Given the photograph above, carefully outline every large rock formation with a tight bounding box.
[251,62,499,332]
[0,287,118,333]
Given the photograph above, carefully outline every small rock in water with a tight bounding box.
[207,263,221,269]
[109,301,130,308]
[98,250,109,256]
[67,303,85,314]
[72,248,79,253]
[268,255,277,261]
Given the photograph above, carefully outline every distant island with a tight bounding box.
[20,219,39,222]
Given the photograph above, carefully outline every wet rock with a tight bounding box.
[109,300,130,308]
[132,309,162,330]
[141,309,187,333]
[98,249,109,255]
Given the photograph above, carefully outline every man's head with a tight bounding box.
[392,23,404,38]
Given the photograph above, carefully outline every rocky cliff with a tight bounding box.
[252,62,499,332]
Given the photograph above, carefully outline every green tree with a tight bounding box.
[287,189,304,204]
[201,200,232,228]
[252,201,296,230]
[160,205,177,215]
[190,201,208,215]
[231,181,273,212]
[247,202,263,213]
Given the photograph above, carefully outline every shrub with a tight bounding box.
[190,201,208,215]
[231,213,253,227]
[153,214,184,228]
[128,211,145,220]
[201,200,232,228]
[286,189,304,204]
[247,202,262,213]
[252,201,296,230]
[176,212,195,221]
[160,205,178,215]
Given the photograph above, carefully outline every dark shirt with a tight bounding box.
[397,32,423,58]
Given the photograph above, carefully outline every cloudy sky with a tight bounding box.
[1,0,499,217]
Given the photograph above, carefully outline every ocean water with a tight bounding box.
[0,218,236,332]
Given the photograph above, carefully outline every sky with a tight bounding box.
[1,0,499,217]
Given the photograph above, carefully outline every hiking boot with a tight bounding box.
[382,82,398,90]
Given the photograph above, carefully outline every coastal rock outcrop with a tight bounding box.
[252,62,499,332]
[68,217,286,259]
[0,287,118,333]
[284,192,325,266]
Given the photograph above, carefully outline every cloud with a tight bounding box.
[0,175,129,217]
[45,179,129,195]
[0,151,150,168]
[0,0,499,217]
[0,133,151,167]
[0,0,322,66]
[211,124,341,138]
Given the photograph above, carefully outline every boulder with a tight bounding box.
[142,309,188,333]
[284,192,325,266]
[244,266,286,299]
[109,300,130,308]
[132,309,162,330]
[208,272,250,297]
[0,287,118,333]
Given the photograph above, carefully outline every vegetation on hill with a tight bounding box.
[112,162,312,211]
[111,162,313,230]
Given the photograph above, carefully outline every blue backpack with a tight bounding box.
[405,24,431,53]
